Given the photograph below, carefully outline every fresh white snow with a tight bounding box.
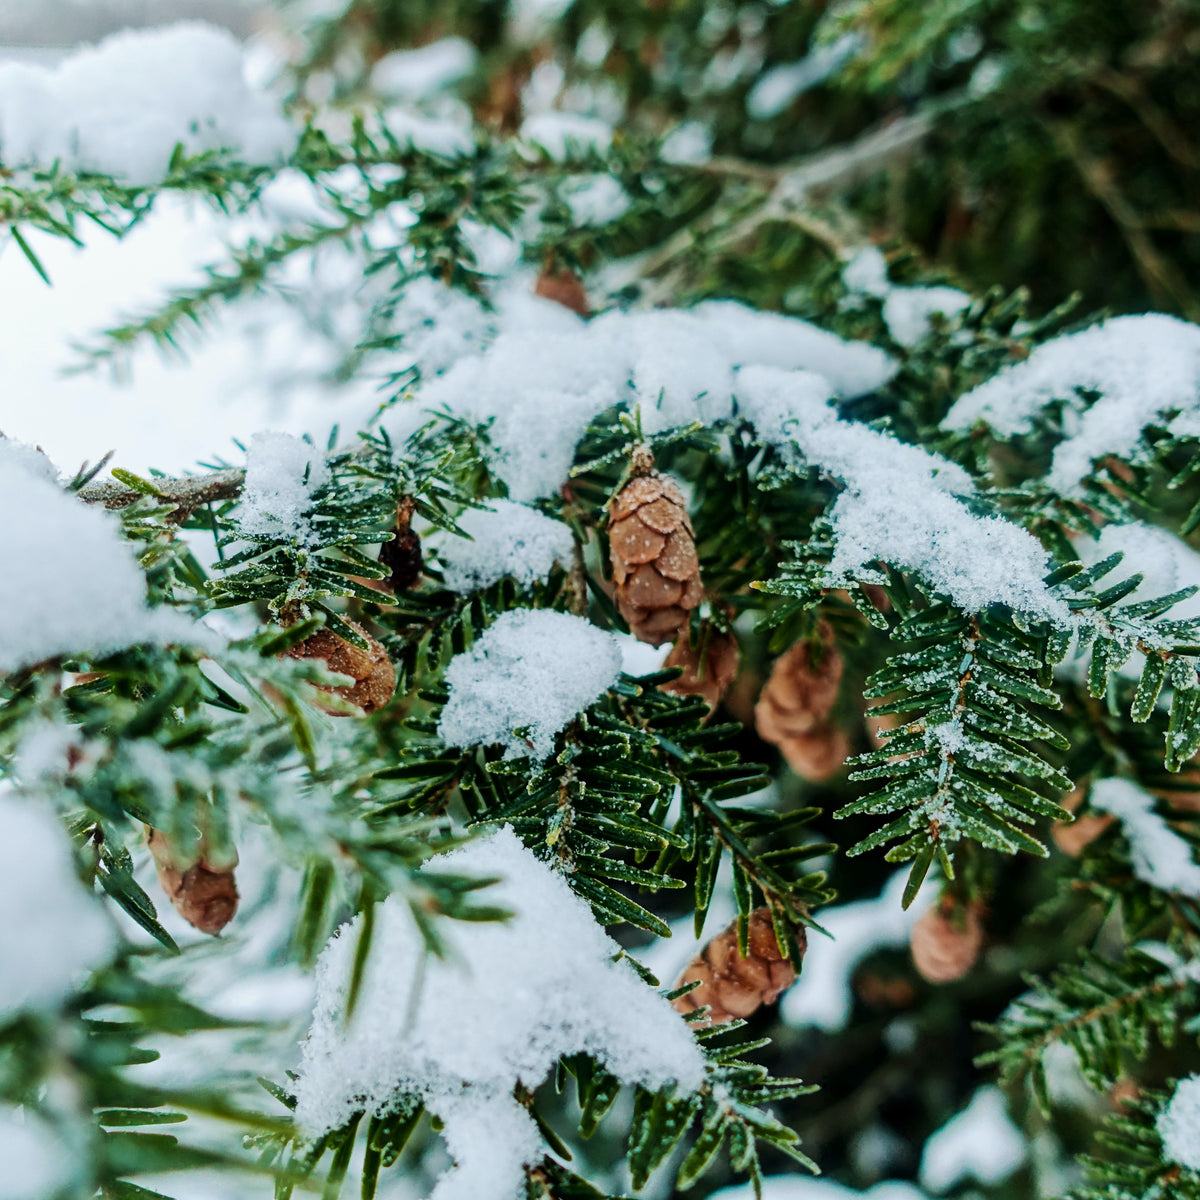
[438,500,574,593]
[293,827,704,1200]
[237,431,329,544]
[0,793,116,1022]
[943,314,1200,493]
[0,1109,80,1200]
[1158,1075,1200,1171]
[0,23,292,185]
[1090,778,1200,897]
[438,609,623,761]
[918,1087,1026,1192]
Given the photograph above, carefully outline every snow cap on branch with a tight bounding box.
[237,432,328,545]
[0,441,186,672]
[1090,777,1200,896]
[438,609,622,761]
[0,794,115,1022]
[438,501,574,593]
[0,22,292,185]
[942,314,1200,492]
[294,827,704,1200]
[1158,1075,1200,1171]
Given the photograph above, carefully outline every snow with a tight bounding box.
[734,365,1069,621]
[1090,778,1200,897]
[438,609,623,761]
[369,38,478,99]
[390,300,895,502]
[381,107,475,159]
[745,33,866,119]
[712,1179,926,1200]
[0,23,293,185]
[661,120,713,166]
[236,431,328,544]
[438,501,574,593]
[919,1087,1026,1192]
[0,794,116,1022]
[0,441,189,673]
[1080,523,1200,620]
[293,827,704,1200]
[0,1110,79,1200]
[1158,1075,1200,1171]
[780,872,932,1032]
[561,173,631,226]
[842,250,970,348]
[942,314,1200,492]
[520,111,613,158]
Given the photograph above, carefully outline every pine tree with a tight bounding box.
[5,3,1200,1200]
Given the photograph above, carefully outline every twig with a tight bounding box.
[78,467,246,521]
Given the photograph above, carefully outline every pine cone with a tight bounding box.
[535,266,590,317]
[147,827,238,936]
[661,628,739,712]
[1051,787,1116,857]
[286,621,396,715]
[755,624,843,742]
[608,471,702,646]
[910,901,984,984]
[672,907,803,1026]
[379,497,423,591]
[777,726,851,782]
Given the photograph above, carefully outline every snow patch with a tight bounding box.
[438,501,574,593]
[1158,1075,1200,1171]
[237,432,328,545]
[919,1087,1026,1192]
[438,609,622,761]
[1091,777,1200,897]
[293,827,703,1200]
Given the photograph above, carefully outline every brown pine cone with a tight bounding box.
[1051,787,1116,857]
[777,726,851,782]
[661,628,739,712]
[608,470,702,646]
[286,621,396,715]
[379,497,423,591]
[672,907,803,1026]
[755,624,843,743]
[535,266,590,317]
[910,901,984,984]
[147,827,238,936]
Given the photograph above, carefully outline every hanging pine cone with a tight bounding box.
[755,624,843,742]
[608,466,702,646]
[661,628,739,712]
[147,827,238,936]
[286,621,396,715]
[756,624,849,779]
[672,907,803,1026]
[379,496,423,591]
[910,900,984,984]
[535,265,590,317]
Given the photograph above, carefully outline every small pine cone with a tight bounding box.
[661,629,739,712]
[755,624,843,743]
[778,726,851,782]
[379,498,423,591]
[147,827,238,936]
[672,908,803,1026]
[608,472,702,646]
[535,266,590,317]
[910,901,984,984]
[1052,787,1115,857]
[286,622,396,715]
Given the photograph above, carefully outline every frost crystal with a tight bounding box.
[1091,778,1200,896]
[438,609,622,760]
[0,795,116,1022]
[439,501,574,593]
[918,1087,1026,1192]
[943,314,1200,492]
[293,828,703,1200]
[1158,1075,1200,1171]
[237,432,329,544]
[0,23,292,185]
